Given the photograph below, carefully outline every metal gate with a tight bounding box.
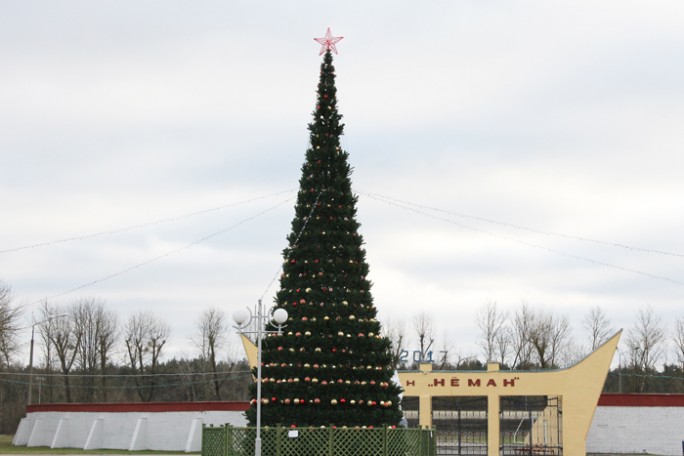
[432,397,488,455]
[500,396,562,456]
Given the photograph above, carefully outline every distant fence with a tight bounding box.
[202,425,436,456]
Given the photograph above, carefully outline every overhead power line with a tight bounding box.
[362,192,684,287]
[31,196,294,305]
[0,189,296,255]
[363,192,684,259]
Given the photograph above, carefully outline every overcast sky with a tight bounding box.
[2,1,683,365]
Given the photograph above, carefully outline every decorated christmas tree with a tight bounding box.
[246,31,403,428]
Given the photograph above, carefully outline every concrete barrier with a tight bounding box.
[12,402,248,452]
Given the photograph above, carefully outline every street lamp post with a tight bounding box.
[36,376,46,404]
[28,313,68,405]
[618,351,623,393]
[232,300,288,456]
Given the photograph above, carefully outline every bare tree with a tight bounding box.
[582,305,613,351]
[475,301,507,363]
[527,313,551,368]
[509,302,572,369]
[73,299,97,401]
[528,310,571,369]
[510,303,534,369]
[44,303,82,402]
[382,317,407,368]
[626,306,665,392]
[435,333,455,369]
[412,312,435,364]
[37,301,56,372]
[674,317,684,369]
[0,282,21,368]
[72,298,117,402]
[547,312,572,368]
[124,311,169,402]
[97,305,118,402]
[495,326,512,367]
[194,308,227,400]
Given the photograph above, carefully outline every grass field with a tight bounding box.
[0,435,194,455]
[1,435,666,456]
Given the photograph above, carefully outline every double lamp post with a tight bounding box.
[232,300,288,456]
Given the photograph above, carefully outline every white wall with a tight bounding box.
[13,410,247,452]
[587,406,684,456]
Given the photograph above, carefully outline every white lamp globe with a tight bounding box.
[272,308,288,325]
[232,308,249,326]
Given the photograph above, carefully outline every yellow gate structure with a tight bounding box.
[400,331,620,456]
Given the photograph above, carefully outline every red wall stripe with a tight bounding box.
[597,394,684,407]
[26,401,249,413]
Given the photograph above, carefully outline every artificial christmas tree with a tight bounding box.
[245,45,403,429]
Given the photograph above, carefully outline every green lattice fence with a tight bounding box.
[202,425,435,456]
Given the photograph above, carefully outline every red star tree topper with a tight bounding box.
[314,27,343,55]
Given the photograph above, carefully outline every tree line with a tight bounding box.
[1,279,684,434]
